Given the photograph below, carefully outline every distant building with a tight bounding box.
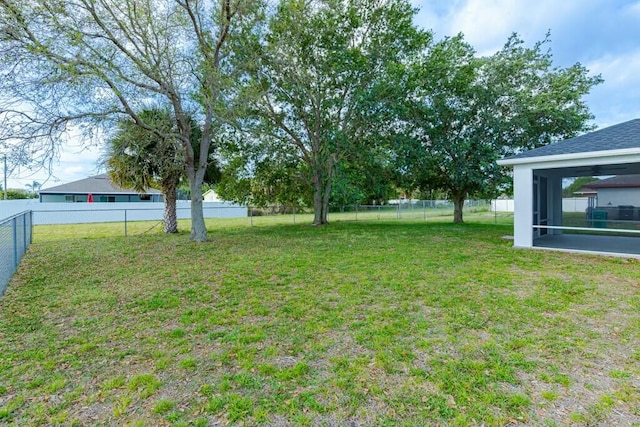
[39,174,162,203]
[203,189,222,202]
[583,174,640,207]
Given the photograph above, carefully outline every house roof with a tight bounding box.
[574,188,597,196]
[40,174,161,195]
[584,174,640,189]
[501,118,640,162]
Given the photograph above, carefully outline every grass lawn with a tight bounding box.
[563,212,640,236]
[0,219,639,426]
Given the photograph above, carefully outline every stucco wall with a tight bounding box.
[596,188,640,208]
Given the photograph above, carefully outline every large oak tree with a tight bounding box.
[0,0,259,241]
[398,34,603,222]
[238,0,426,225]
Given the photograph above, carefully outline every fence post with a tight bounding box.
[249,206,253,227]
[397,203,400,220]
[378,205,381,220]
[355,204,358,221]
[12,217,18,269]
[124,210,128,236]
[423,200,427,221]
[293,206,296,224]
[23,213,27,252]
[29,211,33,244]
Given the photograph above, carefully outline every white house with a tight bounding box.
[498,118,640,257]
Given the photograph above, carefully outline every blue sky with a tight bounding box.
[412,0,640,126]
[6,0,640,189]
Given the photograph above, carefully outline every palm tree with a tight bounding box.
[107,109,183,233]
[25,180,42,197]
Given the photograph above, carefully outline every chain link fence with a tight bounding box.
[0,211,33,296]
[247,200,513,226]
[0,200,510,294]
[15,199,513,242]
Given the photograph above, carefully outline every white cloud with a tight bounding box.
[585,49,640,127]
[412,0,640,129]
[628,1,640,16]
[433,0,585,55]
[58,144,102,164]
[5,141,104,190]
[587,50,640,89]
[3,117,108,190]
[446,0,521,52]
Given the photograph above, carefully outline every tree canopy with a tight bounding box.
[107,109,183,233]
[563,176,600,197]
[394,34,602,222]
[217,133,310,208]
[232,0,427,224]
[1,0,603,228]
[0,0,260,241]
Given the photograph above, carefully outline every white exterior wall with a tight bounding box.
[596,188,640,207]
[0,200,247,225]
[203,190,222,202]
[513,166,533,248]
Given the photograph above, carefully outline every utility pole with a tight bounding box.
[3,155,6,200]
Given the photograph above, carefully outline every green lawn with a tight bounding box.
[1,219,639,426]
[563,211,640,228]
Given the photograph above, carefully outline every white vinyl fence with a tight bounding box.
[491,199,515,212]
[491,198,589,213]
[0,200,247,225]
[561,197,590,213]
[0,200,245,296]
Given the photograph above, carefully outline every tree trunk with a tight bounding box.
[312,167,324,226]
[312,161,333,226]
[189,176,207,241]
[162,182,178,234]
[180,115,208,242]
[452,191,466,223]
[321,167,332,224]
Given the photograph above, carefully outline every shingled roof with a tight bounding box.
[40,174,161,194]
[584,174,640,189]
[503,118,640,161]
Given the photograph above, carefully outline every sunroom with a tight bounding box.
[498,118,640,257]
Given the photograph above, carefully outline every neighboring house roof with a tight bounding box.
[583,174,640,189]
[40,174,161,194]
[500,118,640,162]
[574,187,597,196]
